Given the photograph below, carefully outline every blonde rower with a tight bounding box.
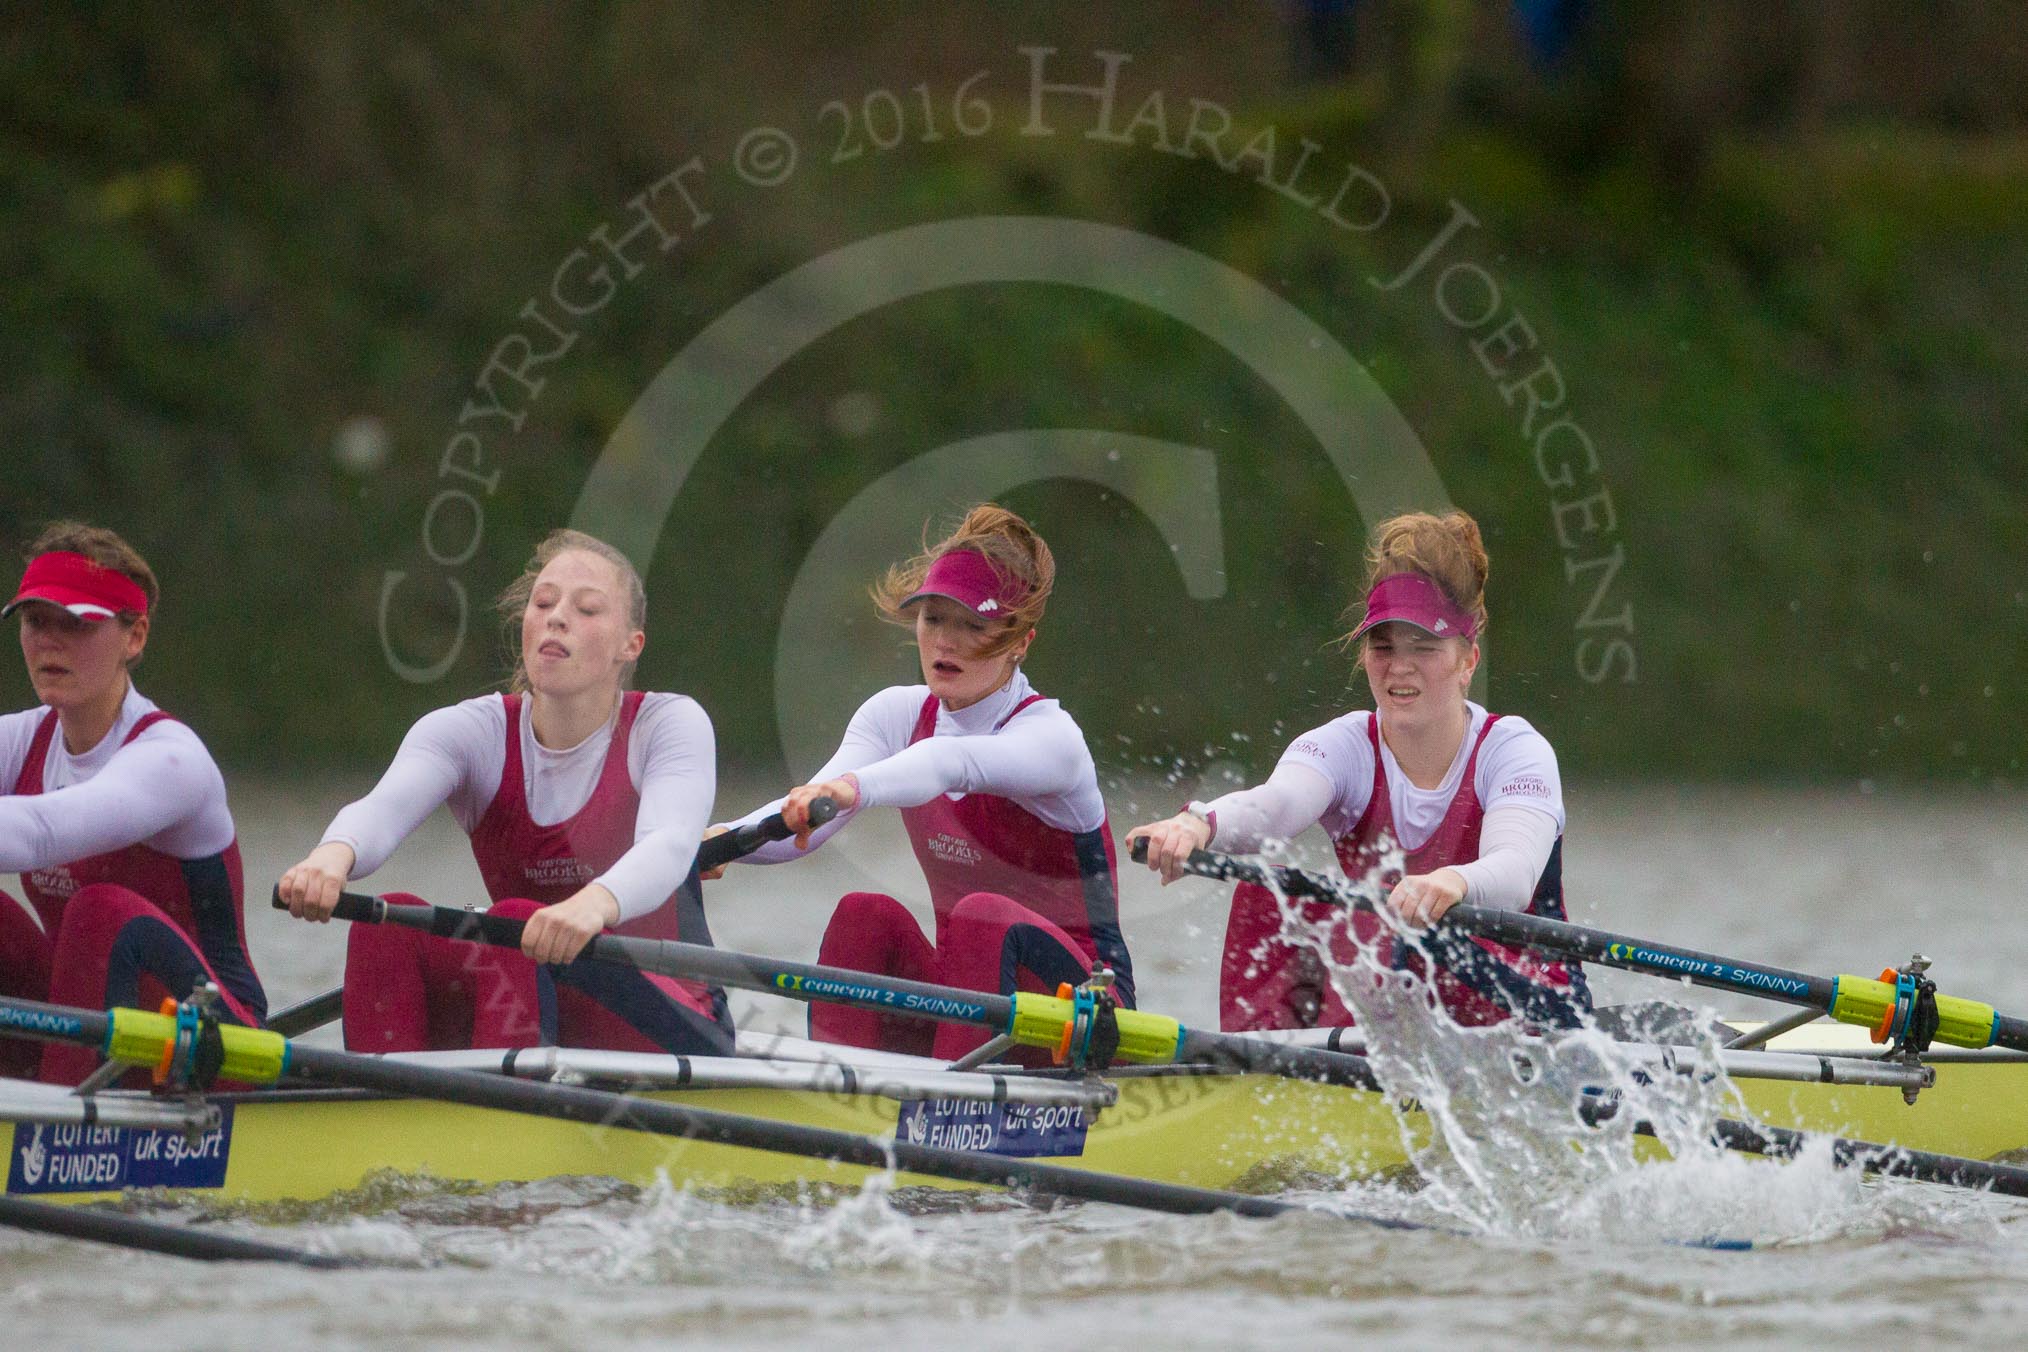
[278,529,730,1055]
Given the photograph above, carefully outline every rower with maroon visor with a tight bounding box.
[1128,510,1589,1032]
[0,523,266,1084]
[711,505,1134,1059]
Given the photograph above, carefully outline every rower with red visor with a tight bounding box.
[711,504,1135,1060]
[1128,510,1590,1032]
[0,523,266,1083]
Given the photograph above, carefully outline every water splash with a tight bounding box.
[1249,843,1893,1246]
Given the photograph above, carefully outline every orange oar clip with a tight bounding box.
[1870,967,1900,1044]
[1053,982,1076,1064]
[153,996,182,1084]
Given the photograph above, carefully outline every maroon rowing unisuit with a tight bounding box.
[1222,713,1586,1031]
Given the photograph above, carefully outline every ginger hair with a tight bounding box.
[872,504,1055,659]
[1343,510,1490,646]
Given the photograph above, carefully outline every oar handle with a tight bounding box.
[267,887,530,943]
[698,796,838,871]
[1127,837,1379,905]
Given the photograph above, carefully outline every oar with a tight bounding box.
[1562,1093,2028,1199]
[0,1192,351,1267]
[1140,843,2028,1055]
[261,801,839,1039]
[281,891,1385,1091]
[1701,1118,2028,1200]
[0,994,1422,1232]
[265,987,343,1039]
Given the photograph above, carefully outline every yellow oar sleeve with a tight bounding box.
[1829,975,1998,1050]
[106,1008,290,1084]
[1008,993,1183,1064]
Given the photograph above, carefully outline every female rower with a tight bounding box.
[277,528,732,1056]
[1127,510,1589,1031]
[0,523,265,1083]
[714,504,1133,1059]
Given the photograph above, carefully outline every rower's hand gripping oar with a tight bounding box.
[698,795,841,869]
[1137,840,2028,1058]
[263,801,840,1038]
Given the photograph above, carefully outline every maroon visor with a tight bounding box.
[900,549,1028,619]
[1349,572,1476,642]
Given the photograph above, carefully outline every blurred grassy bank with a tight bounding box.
[2,10,2023,790]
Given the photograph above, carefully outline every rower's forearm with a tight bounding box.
[1448,805,1558,910]
[1198,764,1334,852]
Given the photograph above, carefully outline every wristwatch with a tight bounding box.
[1181,800,1218,843]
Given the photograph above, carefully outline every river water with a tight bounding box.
[7,781,2028,1349]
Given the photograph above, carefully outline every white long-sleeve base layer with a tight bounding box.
[320,691,714,924]
[1202,703,1563,911]
[0,684,235,874]
[723,669,1104,863]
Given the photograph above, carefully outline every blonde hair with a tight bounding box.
[25,521,159,619]
[495,528,647,693]
[871,504,1055,659]
[1342,510,1489,646]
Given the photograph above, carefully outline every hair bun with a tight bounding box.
[1358,510,1490,634]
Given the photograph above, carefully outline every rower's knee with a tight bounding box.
[46,884,156,957]
[58,882,153,923]
[487,897,543,922]
[947,891,1024,930]
[817,892,913,967]
[821,891,913,941]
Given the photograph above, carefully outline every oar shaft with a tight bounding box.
[336,894,1020,1031]
[0,998,111,1052]
[265,987,344,1039]
[1698,1118,2028,1200]
[0,1194,350,1266]
[1447,906,1837,1009]
[1174,1028,1380,1091]
[321,895,1383,1087]
[1171,847,1839,1007]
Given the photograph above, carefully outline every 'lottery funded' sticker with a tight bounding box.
[896,1098,1091,1158]
[8,1110,235,1194]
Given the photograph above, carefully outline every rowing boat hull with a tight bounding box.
[1,1072,1410,1205]
[5,1027,2021,1207]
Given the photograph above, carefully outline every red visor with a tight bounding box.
[900,549,1028,619]
[4,551,150,622]
[1350,572,1476,642]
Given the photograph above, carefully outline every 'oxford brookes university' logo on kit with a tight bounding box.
[524,856,594,889]
[29,866,78,900]
[924,833,982,867]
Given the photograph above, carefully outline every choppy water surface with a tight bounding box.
[8,782,2028,1350]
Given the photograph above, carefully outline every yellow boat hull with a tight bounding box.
[5,1025,2020,1207]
